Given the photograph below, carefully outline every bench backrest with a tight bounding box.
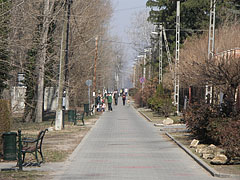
[36,129,48,149]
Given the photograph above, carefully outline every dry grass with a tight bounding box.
[0,171,46,180]
[12,117,97,163]
[0,112,101,179]
[140,110,182,124]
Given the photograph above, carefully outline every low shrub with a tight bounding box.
[185,102,240,159]
[147,84,175,117]
[128,88,137,97]
[133,80,156,107]
[208,117,240,159]
[185,102,212,142]
[219,119,240,158]
[133,90,143,107]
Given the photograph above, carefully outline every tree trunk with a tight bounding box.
[35,0,50,123]
[224,86,237,116]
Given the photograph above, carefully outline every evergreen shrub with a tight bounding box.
[0,100,11,154]
[147,84,175,117]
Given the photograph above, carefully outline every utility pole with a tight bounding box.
[150,35,155,80]
[133,65,136,88]
[159,24,163,84]
[174,1,180,114]
[65,0,71,83]
[162,26,173,73]
[208,0,216,59]
[55,1,68,130]
[55,22,65,130]
[64,0,72,110]
[152,24,163,84]
[143,51,146,88]
[206,0,216,103]
[93,36,98,106]
[137,55,144,91]
[145,48,152,80]
[148,48,152,80]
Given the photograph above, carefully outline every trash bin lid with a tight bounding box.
[2,132,17,137]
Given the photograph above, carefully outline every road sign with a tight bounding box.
[140,77,145,84]
[85,80,92,87]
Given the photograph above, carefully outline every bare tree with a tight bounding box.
[2,0,120,122]
[35,0,56,122]
[180,23,240,112]
[127,9,154,53]
[180,24,240,86]
[67,0,114,106]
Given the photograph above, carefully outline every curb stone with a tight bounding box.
[138,111,153,122]
[139,111,188,133]
[137,109,240,179]
[166,132,240,179]
[133,106,240,179]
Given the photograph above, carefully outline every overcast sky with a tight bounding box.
[110,0,147,42]
[110,0,149,88]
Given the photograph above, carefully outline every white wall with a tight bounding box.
[11,87,66,113]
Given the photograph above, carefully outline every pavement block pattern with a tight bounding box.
[54,102,225,180]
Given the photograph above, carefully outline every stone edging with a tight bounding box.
[165,132,240,179]
[135,107,240,179]
[138,111,153,122]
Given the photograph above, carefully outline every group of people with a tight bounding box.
[96,90,128,112]
[95,94,106,112]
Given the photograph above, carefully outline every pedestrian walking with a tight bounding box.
[113,90,118,105]
[107,93,113,111]
[122,92,126,106]
[96,94,101,111]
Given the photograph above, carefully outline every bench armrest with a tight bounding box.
[22,137,37,143]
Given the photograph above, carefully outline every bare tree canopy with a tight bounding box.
[127,9,154,53]
[180,23,240,88]
[0,0,126,122]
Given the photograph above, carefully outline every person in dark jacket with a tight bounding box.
[107,93,113,111]
[113,91,118,105]
[122,92,126,106]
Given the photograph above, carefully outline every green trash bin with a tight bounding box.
[2,132,17,160]
[68,110,76,122]
[84,104,89,115]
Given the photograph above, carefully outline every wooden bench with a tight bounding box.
[21,129,48,166]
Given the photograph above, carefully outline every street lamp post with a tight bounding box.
[152,29,162,84]
[138,54,144,107]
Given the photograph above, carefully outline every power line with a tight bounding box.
[114,6,147,12]
[100,39,146,46]
[165,28,209,32]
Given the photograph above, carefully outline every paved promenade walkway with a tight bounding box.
[53,102,227,180]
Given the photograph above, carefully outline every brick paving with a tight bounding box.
[53,102,227,180]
